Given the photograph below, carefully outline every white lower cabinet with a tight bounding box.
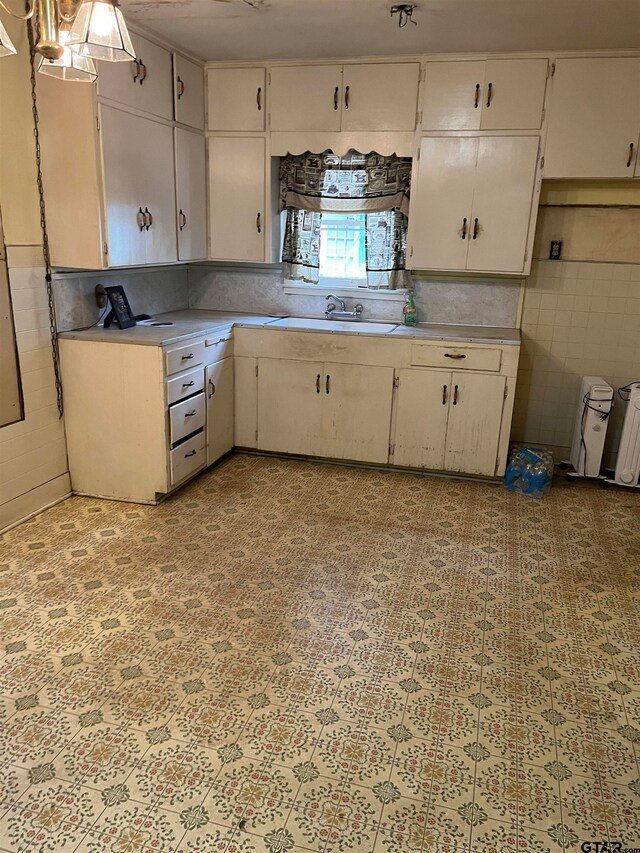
[393,368,507,477]
[206,358,235,465]
[60,326,518,504]
[257,358,394,464]
[257,359,324,456]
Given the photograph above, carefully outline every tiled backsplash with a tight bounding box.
[512,259,640,463]
[53,267,189,332]
[187,264,522,327]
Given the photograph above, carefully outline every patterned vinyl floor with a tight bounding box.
[0,453,639,853]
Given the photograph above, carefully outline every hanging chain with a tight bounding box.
[27,16,64,418]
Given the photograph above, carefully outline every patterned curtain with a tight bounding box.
[280,150,412,289]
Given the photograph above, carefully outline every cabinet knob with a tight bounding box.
[344,85,350,109]
[627,142,635,168]
[486,82,493,108]
[461,217,467,240]
[474,83,480,108]
[334,86,339,110]
[177,75,185,99]
[179,209,187,231]
[257,87,262,111]
[472,218,479,240]
[442,384,447,405]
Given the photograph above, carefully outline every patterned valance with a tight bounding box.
[279,150,412,217]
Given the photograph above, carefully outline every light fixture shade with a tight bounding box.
[0,18,18,57]
[37,29,98,81]
[67,0,135,62]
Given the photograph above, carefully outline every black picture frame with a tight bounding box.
[105,285,136,329]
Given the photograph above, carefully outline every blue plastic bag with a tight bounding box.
[504,446,554,498]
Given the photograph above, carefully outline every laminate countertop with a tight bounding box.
[58,310,521,347]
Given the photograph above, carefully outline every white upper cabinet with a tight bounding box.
[174,54,204,130]
[544,58,640,178]
[98,32,174,121]
[409,136,477,271]
[270,63,420,132]
[207,67,266,131]
[100,106,177,267]
[422,61,485,130]
[340,63,420,131]
[175,128,207,261]
[208,136,265,262]
[409,135,539,275]
[466,136,540,273]
[422,59,547,131]
[270,65,343,131]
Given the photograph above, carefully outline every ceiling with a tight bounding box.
[120,0,640,62]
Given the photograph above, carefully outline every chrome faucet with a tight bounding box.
[325,294,364,321]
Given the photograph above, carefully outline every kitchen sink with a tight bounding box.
[269,317,398,334]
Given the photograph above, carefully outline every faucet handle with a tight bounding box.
[354,303,364,317]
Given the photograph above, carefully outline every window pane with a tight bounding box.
[319,212,366,282]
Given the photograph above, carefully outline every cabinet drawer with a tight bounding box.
[165,339,205,375]
[170,392,206,444]
[204,333,233,365]
[411,344,502,372]
[166,365,204,406]
[170,431,205,486]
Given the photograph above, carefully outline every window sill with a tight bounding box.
[283,283,408,302]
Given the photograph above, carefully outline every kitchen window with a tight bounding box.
[319,212,367,287]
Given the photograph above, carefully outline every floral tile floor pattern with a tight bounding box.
[0,453,639,853]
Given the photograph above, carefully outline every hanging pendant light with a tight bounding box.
[0,17,18,56]
[67,0,135,62]
[37,24,97,81]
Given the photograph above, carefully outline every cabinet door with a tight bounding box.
[209,137,265,262]
[257,358,323,455]
[100,106,147,267]
[544,58,640,178]
[175,128,207,261]
[141,119,177,265]
[409,137,477,271]
[270,65,343,131]
[321,363,394,464]
[466,136,539,274]
[174,54,204,130]
[207,67,265,131]
[444,372,506,477]
[206,358,234,465]
[422,61,485,131]
[341,63,420,131]
[98,33,173,121]
[393,369,450,470]
[480,59,548,130]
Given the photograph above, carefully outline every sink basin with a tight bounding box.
[269,317,397,334]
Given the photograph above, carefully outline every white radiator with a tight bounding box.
[614,382,640,488]
[569,376,613,478]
